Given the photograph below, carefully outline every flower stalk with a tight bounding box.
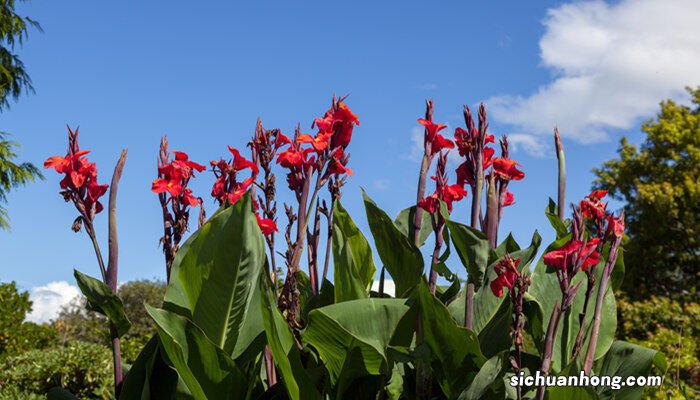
[107,149,127,397]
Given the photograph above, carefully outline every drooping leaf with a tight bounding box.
[446,220,490,287]
[302,298,414,386]
[259,274,321,400]
[146,305,247,400]
[394,205,432,247]
[73,269,131,337]
[362,191,423,297]
[162,192,265,356]
[594,341,666,400]
[415,281,486,398]
[333,199,376,303]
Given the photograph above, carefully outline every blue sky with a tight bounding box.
[2,0,699,321]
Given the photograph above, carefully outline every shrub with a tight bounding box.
[0,341,112,399]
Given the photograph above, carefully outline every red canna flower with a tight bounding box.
[490,256,521,297]
[45,128,109,223]
[492,157,525,181]
[503,190,515,207]
[297,132,332,152]
[544,238,600,272]
[454,127,495,157]
[256,214,278,235]
[418,118,454,155]
[580,190,608,220]
[605,212,625,239]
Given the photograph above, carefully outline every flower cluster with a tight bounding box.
[211,145,278,235]
[454,105,495,188]
[417,118,454,156]
[544,238,601,273]
[579,190,607,220]
[211,146,258,205]
[490,255,522,298]
[490,138,524,209]
[418,153,468,214]
[152,150,205,207]
[44,127,109,228]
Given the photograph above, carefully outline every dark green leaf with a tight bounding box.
[363,191,423,297]
[259,274,321,400]
[302,298,414,385]
[73,269,131,337]
[333,199,376,303]
[146,305,247,400]
[458,352,508,400]
[394,205,432,247]
[446,220,490,287]
[415,281,486,398]
[594,341,666,400]
[162,192,265,356]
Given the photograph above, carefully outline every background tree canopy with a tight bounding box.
[0,0,42,229]
[593,87,700,303]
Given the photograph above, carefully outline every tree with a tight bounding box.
[0,0,42,229]
[1,0,39,110]
[593,87,700,302]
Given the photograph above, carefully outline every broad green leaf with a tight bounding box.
[594,341,666,400]
[146,305,247,400]
[73,269,131,337]
[446,220,489,286]
[529,236,617,373]
[230,275,266,365]
[333,199,376,303]
[163,192,265,356]
[394,205,432,247]
[259,274,321,400]
[302,298,413,385]
[478,297,512,359]
[458,352,508,400]
[415,281,486,398]
[385,363,405,400]
[545,198,570,239]
[119,336,182,400]
[362,191,423,297]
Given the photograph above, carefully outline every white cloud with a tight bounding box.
[371,279,396,297]
[26,281,80,323]
[489,0,700,151]
[508,134,548,158]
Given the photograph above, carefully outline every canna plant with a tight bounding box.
[45,97,666,400]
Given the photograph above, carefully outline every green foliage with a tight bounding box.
[0,133,42,229]
[0,0,42,229]
[0,0,39,110]
[0,341,112,399]
[0,281,55,356]
[112,190,662,399]
[73,269,131,337]
[617,296,700,398]
[0,281,31,354]
[332,199,376,302]
[593,87,700,302]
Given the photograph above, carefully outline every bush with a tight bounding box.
[0,282,32,355]
[0,341,112,399]
[618,296,700,398]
